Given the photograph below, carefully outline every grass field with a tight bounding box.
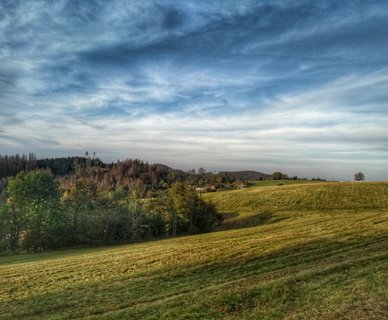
[1,182,388,319]
[206,181,388,213]
[247,179,326,188]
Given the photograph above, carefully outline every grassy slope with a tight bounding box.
[247,179,326,188]
[1,182,388,319]
[205,181,388,213]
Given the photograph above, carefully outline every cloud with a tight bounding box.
[0,0,387,180]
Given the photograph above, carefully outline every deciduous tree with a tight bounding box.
[354,172,365,181]
[7,170,65,252]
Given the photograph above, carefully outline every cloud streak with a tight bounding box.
[1,0,388,180]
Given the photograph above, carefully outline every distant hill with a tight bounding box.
[152,163,174,172]
[219,170,269,181]
[153,163,188,178]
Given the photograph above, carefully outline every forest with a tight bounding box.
[0,154,225,254]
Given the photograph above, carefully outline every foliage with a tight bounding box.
[0,199,10,253]
[146,183,222,236]
[4,170,66,253]
[62,178,98,245]
[1,154,269,193]
[354,171,365,181]
[0,153,37,179]
[0,172,221,254]
[270,171,289,180]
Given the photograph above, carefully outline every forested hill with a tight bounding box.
[0,153,38,179]
[0,154,185,191]
[218,170,269,181]
[0,154,270,193]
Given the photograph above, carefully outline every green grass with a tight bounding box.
[1,182,388,319]
[248,179,325,188]
[205,181,388,213]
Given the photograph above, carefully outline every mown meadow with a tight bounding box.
[1,181,388,319]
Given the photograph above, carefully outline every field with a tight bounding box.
[247,179,326,188]
[1,182,388,319]
[205,181,388,230]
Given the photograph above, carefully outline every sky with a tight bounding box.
[1,0,388,181]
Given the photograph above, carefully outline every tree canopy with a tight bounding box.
[0,171,221,254]
[354,172,365,181]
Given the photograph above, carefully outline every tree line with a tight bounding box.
[0,153,303,255]
[0,170,222,254]
[0,154,263,195]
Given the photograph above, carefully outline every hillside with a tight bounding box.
[0,154,270,193]
[219,171,269,181]
[205,181,388,213]
[1,182,388,319]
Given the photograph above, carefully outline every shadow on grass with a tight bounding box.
[217,210,289,231]
[1,234,387,319]
[222,212,240,219]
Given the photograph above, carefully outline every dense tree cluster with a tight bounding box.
[0,154,268,193]
[37,156,105,176]
[0,171,65,253]
[0,154,288,255]
[270,172,289,180]
[354,172,365,181]
[0,153,37,179]
[147,183,222,236]
[0,170,222,254]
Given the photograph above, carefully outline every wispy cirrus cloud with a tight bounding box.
[1,0,388,180]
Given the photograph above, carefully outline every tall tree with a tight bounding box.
[128,186,146,238]
[7,170,65,252]
[62,178,97,244]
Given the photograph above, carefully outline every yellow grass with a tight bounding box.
[1,182,388,319]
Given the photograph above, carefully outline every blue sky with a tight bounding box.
[1,0,388,180]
